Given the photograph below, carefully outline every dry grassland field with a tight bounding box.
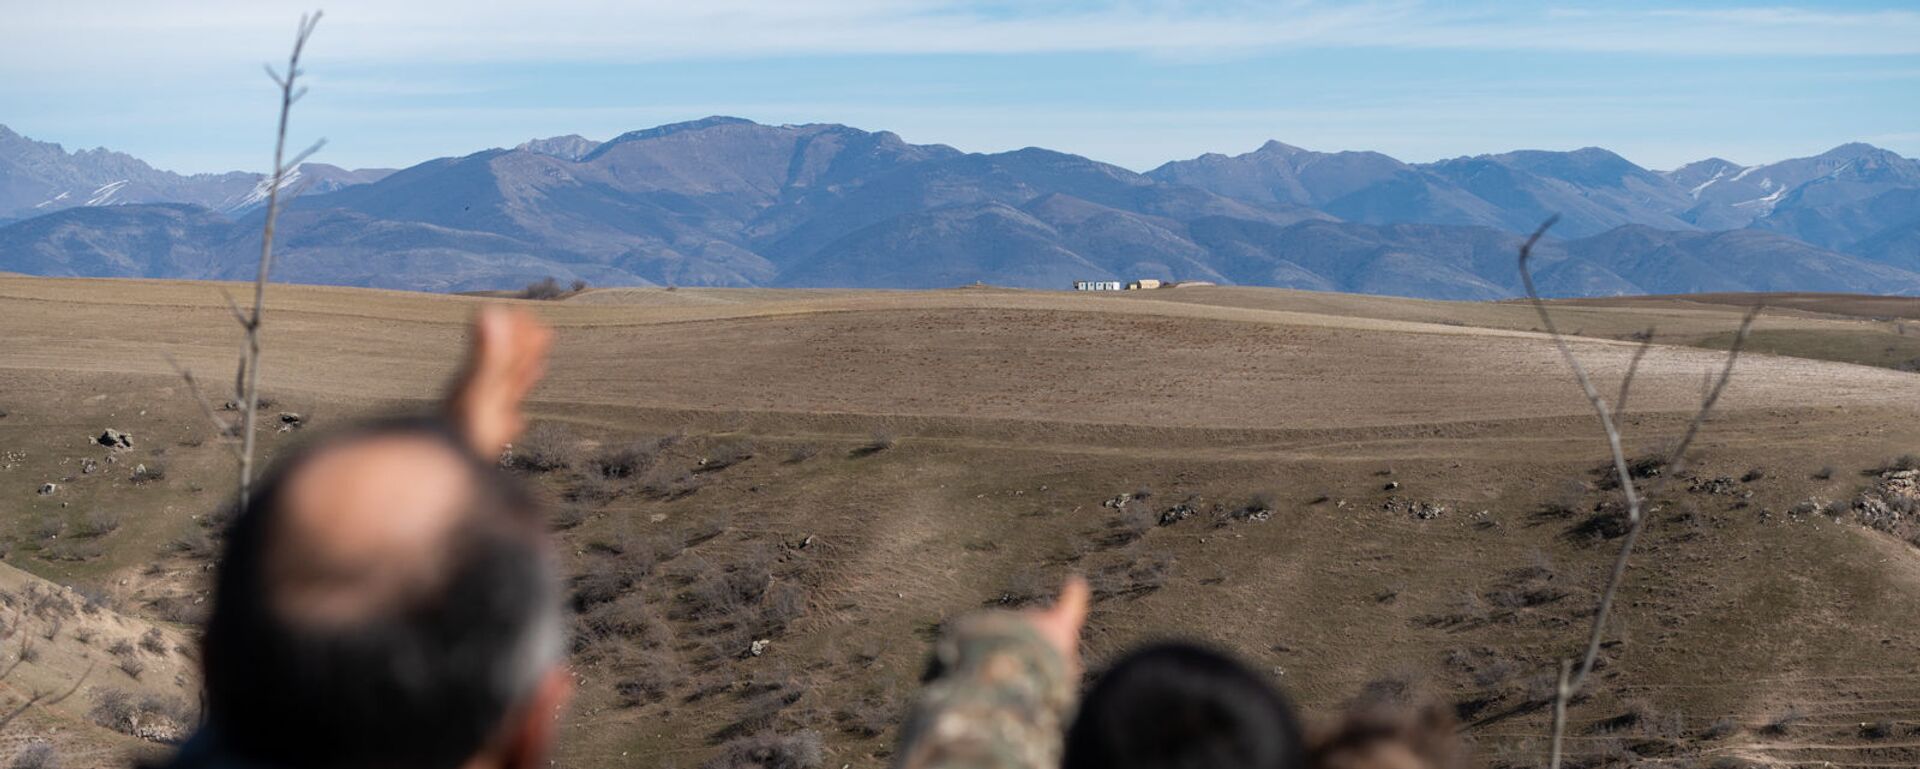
[2,276,1919,769]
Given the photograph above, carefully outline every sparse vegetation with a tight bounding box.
[701,730,825,769]
[8,742,56,769]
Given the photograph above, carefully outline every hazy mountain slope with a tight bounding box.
[0,124,391,220]
[4,119,1919,297]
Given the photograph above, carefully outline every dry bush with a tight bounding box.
[1812,465,1836,480]
[1871,454,1920,474]
[9,741,56,769]
[564,471,619,503]
[701,440,756,472]
[640,463,702,499]
[74,509,122,538]
[149,595,208,626]
[836,684,902,738]
[512,422,578,472]
[129,464,166,485]
[1102,502,1156,547]
[569,548,660,612]
[578,595,671,649]
[521,277,568,300]
[117,656,146,680]
[167,528,216,560]
[784,445,819,464]
[549,504,588,530]
[87,688,195,742]
[108,639,136,658]
[139,627,167,655]
[1760,706,1804,735]
[852,429,896,457]
[605,644,683,707]
[593,440,661,479]
[1088,552,1175,601]
[1700,717,1739,740]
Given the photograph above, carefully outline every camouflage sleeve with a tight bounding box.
[892,613,1076,769]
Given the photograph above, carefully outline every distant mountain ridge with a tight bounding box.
[2,118,1917,298]
[0,124,394,221]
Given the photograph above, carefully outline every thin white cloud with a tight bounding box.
[3,0,1919,73]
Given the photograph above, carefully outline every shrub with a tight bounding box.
[784,445,818,464]
[593,441,660,479]
[117,656,146,679]
[1088,552,1174,601]
[521,277,567,300]
[701,440,756,472]
[1741,467,1766,482]
[640,464,702,499]
[87,688,194,742]
[579,595,671,648]
[140,627,167,655]
[74,509,122,538]
[836,685,901,737]
[512,422,578,472]
[1871,454,1920,474]
[702,730,825,769]
[108,638,136,658]
[852,429,896,457]
[549,504,588,530]
[167,528,216,560]
[612,650,682,706]
[129,464,166,484]
[1813,465,1836,480]
[1700,717,1739,740]
[1760,706,1804,735]
[1861,720,1895,740]
[9,741,56,769]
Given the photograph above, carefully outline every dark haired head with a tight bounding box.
[199,417,564,769]
[1065,642,1305,769]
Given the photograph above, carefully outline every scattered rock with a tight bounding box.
[97,429,134,450]
[1383,481,1401,491]
[80,458,98,474]
[1384,497,1447,520]
[748,639,771,657]
[1688,476,1737,495]
[1103,493,1134,509]
[1158,504,1198,526]
[277,412,305,432]
[37,482,56,495]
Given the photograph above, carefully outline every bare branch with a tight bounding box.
[163,354,240,458]
[217,288,250,329]
[0,662,94,733]
[233,10,323,509]
[1614,329,1654,417]
[1519,215,1760,769]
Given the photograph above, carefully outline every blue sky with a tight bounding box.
[2,1,1917,174]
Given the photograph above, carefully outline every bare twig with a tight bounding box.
[163,354,240,457]
[234,11,323,508]
[1519,216,1759,769]
[1614,330,1654,417]
[0,662,94,733]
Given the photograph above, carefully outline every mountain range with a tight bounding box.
[2,117,1917,298]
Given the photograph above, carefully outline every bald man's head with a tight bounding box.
[200,418,563,769]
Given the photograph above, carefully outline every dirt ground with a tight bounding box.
[1,277,1917,769]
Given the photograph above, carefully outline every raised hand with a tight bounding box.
[445,305,554,459]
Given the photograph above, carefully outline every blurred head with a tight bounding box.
[1306,678,1463,769]
[199,417,569,769]
[1064,642,1306,769]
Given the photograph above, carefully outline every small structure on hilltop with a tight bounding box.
[1127,279,1164,290]
[1073,280,1125,291]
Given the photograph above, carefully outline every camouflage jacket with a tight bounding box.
[893,612,1076,769]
